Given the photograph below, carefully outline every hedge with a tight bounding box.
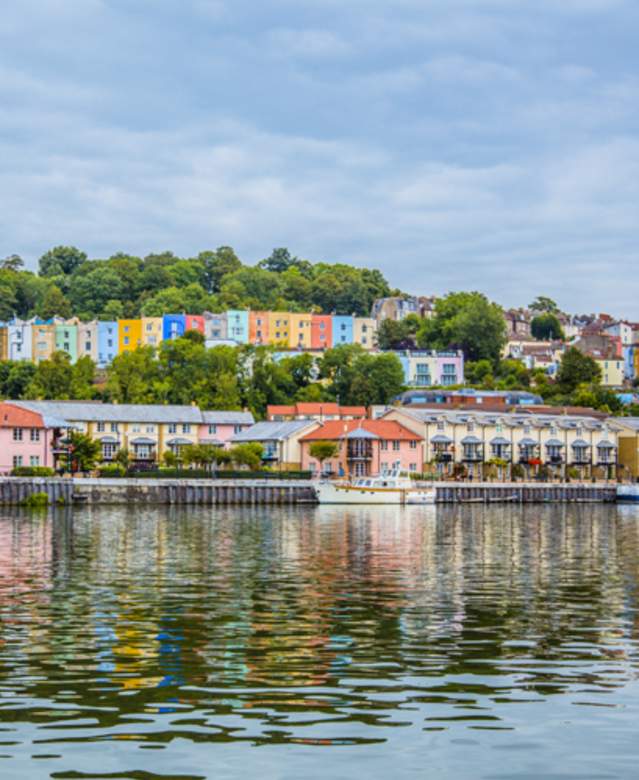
[11,466,56,477]
[98,468,313,480]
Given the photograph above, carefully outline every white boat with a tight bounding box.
[314,470,436,505]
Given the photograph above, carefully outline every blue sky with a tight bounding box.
[1,0,638,315]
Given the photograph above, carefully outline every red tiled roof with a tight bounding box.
[0,403,46,429]
[295,403,340,414]
[267,405,296,416]
[300,419,421,442]
[339,406,367,416]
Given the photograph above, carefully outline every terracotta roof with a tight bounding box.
[0,402,46,429]
[300,419,421,442]
[266,405,297,416]
[337,406,367,416]
[295,403,340,414]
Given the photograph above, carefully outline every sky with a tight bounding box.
[1,0,638,316]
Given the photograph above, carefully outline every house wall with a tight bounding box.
[300,439,423,476]
[288,313,313,349]
[249,312,269,345]
[141,317,163,348]
[118,319,143,352]
[597,359,625,387]
[205,312,228,341]
[185,315,205,334]
[618,432,639,478]
[97,322,119,367]
[32,323,57,363]
[353,317,377,349]
[198,423,248,447]
[267,312,290,345]
[310,315,332,350]
[225,310,249,344]
[162,314,186,341]
[332,316,353,347]
[0,327,7,360]
[55,323,78,363]
[8,322,33,361]
[0,427,55,473]
[77,321,99,363]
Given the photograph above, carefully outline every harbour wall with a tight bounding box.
[0,477,620,505]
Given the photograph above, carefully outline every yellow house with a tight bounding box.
[615,419,639,479]
[268,312,290,346]
[0,326,7,361]
[353,317,377,349]
[31,323,57,363]
[141,317,163,348]
[288,313,312,349]
[118,319,143,353]
[596,358,624,388]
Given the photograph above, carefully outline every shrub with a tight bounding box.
[11,466,55,477]
[98,464,126,478]
[20,492,50,507]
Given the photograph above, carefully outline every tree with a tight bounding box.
[229,442,264,470]
[529,296,560,314]
[1,254,24,271]
[309,441,339,473]
[259,247,298,273]
[199,246,242,293]
[68,267,126,318]
[376,318,419,350]
[0,361,37,399]
[25,352,75,399]
[320,345,405,406]
[556,347,602,394]
[66,431,101,473]
[37,285,72,320]
[39,246,87,277]
[531,313,564,341]
[417,292,506,365]
[106,346,162,403]
[114,448,131,469]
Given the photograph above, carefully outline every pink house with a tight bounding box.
[300,419,424,477]
[198,411,255,449]
[0,402,69,474]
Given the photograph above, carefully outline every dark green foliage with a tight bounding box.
[531,313,564,341]
[11,466,55,477]
[557,347,602,393]
[20,492,50,507]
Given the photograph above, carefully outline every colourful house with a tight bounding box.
[332,315,354,347]
[55,321,78,363]
[97,322,119,367]
[299,419,423,478]
[205,312,228,341]
[7,320,33,361]
[288,313,313,349]
[0,326,7,361]
[141,317,163,348]
[77,320,99,363]
[185,315,205,335]
[162,315,186,341]
[249,312,270,345]
[32,321,57,364]
[268,312,290,345]
[353,317,377,349]
[198,411,255,448]
[118,319,143,353]
[310,314,332,350]
[395,350,464,387]
[0,402,70,473]
[226,310,249,344]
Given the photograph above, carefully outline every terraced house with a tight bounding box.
[382,408,621,479]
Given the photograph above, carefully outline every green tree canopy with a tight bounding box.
[556,347,602,394]
[39,246,87,277]
[529,296,560,314]
[531,313,564,341]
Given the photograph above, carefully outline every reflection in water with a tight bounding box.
[0,504,639,778]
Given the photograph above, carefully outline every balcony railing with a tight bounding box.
[348,443,373,461]
[462,448,484,462]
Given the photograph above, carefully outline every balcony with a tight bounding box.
[348,442,373,461]
[462,448,484,462]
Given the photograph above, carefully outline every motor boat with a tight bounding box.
[314,470,436,505]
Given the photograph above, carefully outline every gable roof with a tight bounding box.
[230,420,317,442]
[201,411,255,425]
[0,402,47,429]
[12,400,203,425]
[300,419,421,442]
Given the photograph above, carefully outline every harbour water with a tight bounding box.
[1,504,639,779]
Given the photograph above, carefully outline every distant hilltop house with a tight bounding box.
[504,309,532,340]
[371,296,436,322]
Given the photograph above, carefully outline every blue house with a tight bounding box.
[163,315,186,341]
[331,316,354,347]
[226,310,249,344]
[97,321,119,367]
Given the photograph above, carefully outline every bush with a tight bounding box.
[98,464,126,478]
[11,466,55,477]
[124,468,313,480]
[20,492,50,507]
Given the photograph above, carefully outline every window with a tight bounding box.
[392,441,400,451]
[409,463,417,472]
[124,337,130,346]
[124,326,130,333]
[13,428,23,441]
[410,440,417,449]
[437,421,445,431]
[30,429,40,442]
[467,423,475,433]
[146,425,155,433]
[208,424,217,434]
[380,441,388,451]
[13,455,23,468]
[63,343,70,352]
[146,323,153,331]
[107,339,113,348]
[234,425,243,434]
[524,424,531,434]
[182,424,191,434]
[168,423,177,434]
[102,443,117,460]
[85,342,91,351]
[132,424,141,433]
[30,456,40,467]
[97,422,105,432]
[110,423,119,433]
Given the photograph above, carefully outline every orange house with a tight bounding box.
[311,315,332,350]
[249,312,270,345]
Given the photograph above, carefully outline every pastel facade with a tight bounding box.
[198,411,255,448]
[288,313,312,349]
[141,317,163,348]
[205,312,228,341]
[0,326,7,361]
[185,315,205,334]
[597,358,625,388]
[332,316,353,347]
[77,321,99,363]
[55,321,78,362]
[353,317,377,349]
[32,322,57,364]
[226,310,249,344]
[310,315,332,350]
[616,419,639,479]
[8,320,33,361]
[299,419,424,477]
[118,319,142,353]
[267,403,367,421]
[395,351,464,387]
[162,315,186,341]
[0,402,69,473]
[230,420,319,469]
[382,407,620,478]
[97,322,119,367]
[268,312,290,345]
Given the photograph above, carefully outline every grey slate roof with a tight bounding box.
[597,440,616,449]
[345,428,379,440]
[431,434,453,444]
[461,436,482,445]
[490,437,511,446]
[12,400,206,424]
[518,438,538,447]
[571,439,590,448]
[202,411,255,425]
[546,438,564,447]
[230,420,314,442]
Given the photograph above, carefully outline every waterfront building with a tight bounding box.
[31,321,57,364]
[77,320,99,363]
[381,407,620,479]
[0,325,7,361]
[616,418,639,479]
[0,402,70,474]
[97,321,119,367]
[226,310,249,344]
[288,313,313,350]
[141,317,163,348]
[353,317,377,349]
[332,315,354,347]
[299,419,424,477]
[162,314,186,341]
[7,319,33,361]
[268,312,290,345]
[394,388,542,408]
[198,411,255,448]
[230,420,319,469]
[248,311,269,345]
[310,314,332,350]
[267,403,367,422]
[118,319,143,353]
